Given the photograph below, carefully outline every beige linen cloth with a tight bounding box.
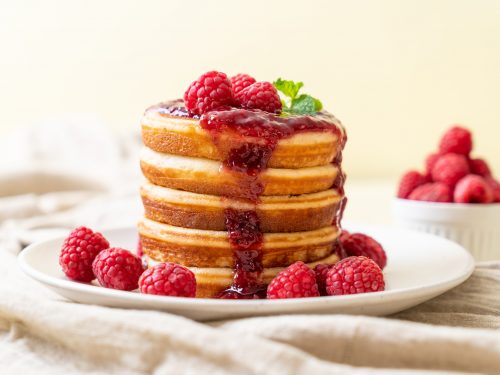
[0,120,499,374]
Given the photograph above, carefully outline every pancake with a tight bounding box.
[138,217,340,268]
[142,104,344,168]
[144,252,340,298]
[137,99,347,298]
[141,181,342,232]
[140,147,339,197]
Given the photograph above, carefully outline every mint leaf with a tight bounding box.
[313,97,323,112]
[273,78,323,115]
[273,78,303,100]
[291,95,316,114]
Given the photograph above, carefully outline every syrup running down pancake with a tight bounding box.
[138,100,347,298]
[139,217,340,268]
[140,181,343,232]
[140,147,340,197]
[143,252,340,298]
[142,100,343,168]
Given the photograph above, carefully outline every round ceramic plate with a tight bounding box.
[18,225,474,321]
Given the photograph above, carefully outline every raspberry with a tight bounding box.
[139,262,196,297]
[438,126,473,156]
[397,170,428,199]
[454,175,494,204]
[314,263,332,296]
[235,82,282,114]
[339,230,350,243]
[183,71,233,115]
[267,261,319,299]
[340,233,387,269]
[325,256,385,296]
[469,158,491,177]
[485,177,500,202]
[431,153,470,187]
[425,153,440,177]
[408,182,452,202]
[92,248,144,290]
[59,226,109,282]
[231,73,256,96]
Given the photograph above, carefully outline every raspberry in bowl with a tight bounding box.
[393,126,500,261]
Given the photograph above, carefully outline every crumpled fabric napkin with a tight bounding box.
[1,119,499,374]
[0,115,142,253]
[1,245,500,375]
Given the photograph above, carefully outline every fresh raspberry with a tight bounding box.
[92,248,144,291]
[431,153,470,187]
[469,158,491,177]
[314,263,332,296]
[235,81,282,114]
[231,73,256,96]
[438,126,473,156]
[485,177,500,202]
[408,182,452,202]
[425,153,440,177]
[183,71,233,115]
[339,230,350,243]
[397,170,428,199]
[325,256,385,296]
[59,226,109,282]
[139,262,196,297]
[267,261,319,299]
[340,233,387,269]
[454,175,494,204]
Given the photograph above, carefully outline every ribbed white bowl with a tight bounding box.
[393,199,500,261]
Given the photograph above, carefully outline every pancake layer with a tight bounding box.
[138,218,339,268]
[141,181,342,232]
[142,106,343,168]
[140,147,339,197]
[144,252,339,298]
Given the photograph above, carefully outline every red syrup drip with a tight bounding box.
[331,129,348,262]
[195,107,346,299]
[218,209,267,299]
[332,238,348,260]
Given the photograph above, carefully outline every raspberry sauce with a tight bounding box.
[218,208,266,298]
[196,107,346,298]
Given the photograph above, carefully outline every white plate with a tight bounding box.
[18,225,474,321]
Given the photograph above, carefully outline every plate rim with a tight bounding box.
[18,225,475,309]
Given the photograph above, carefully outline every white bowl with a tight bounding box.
[392,198,500,262]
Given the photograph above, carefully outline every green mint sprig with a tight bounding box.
[273,78,323,115]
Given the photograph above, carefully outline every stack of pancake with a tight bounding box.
[138,101,346,298]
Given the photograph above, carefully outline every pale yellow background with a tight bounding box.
[1,0,499,179]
